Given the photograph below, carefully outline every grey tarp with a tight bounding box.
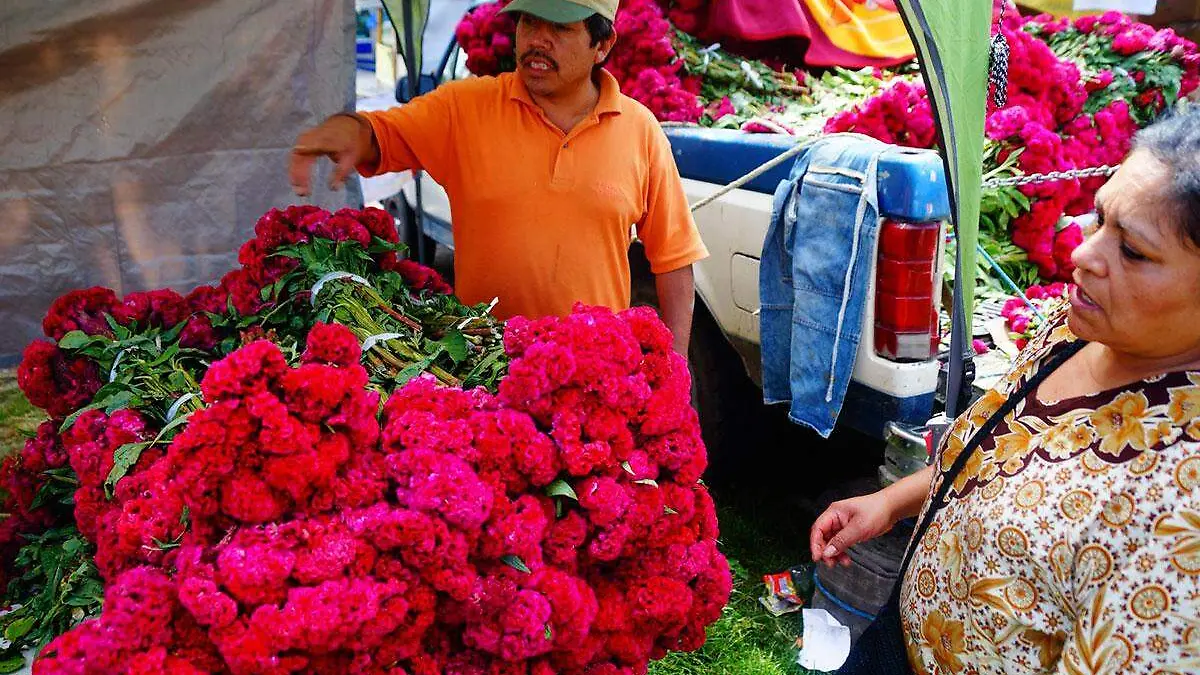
[0,0,358,365]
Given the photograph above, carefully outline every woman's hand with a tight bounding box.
[809,465,935,567]
[809,491,899,567]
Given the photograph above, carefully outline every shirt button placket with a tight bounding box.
[551,136,569,187]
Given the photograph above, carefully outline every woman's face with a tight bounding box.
[1068,150,1200,364]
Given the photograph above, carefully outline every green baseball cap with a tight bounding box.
[501,0,618,23]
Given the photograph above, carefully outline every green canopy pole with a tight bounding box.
[892,0,991,414]
[382,0,432,264]
[893,0,990,328]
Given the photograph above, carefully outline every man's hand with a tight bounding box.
[289,113,379,196]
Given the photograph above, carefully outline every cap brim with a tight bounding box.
[500,0,595,24]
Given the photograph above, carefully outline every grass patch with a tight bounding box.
[0,369,45,460]
[648,419,884,675]
[648,487,817,675]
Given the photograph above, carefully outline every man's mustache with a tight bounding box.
[520,50,558,69]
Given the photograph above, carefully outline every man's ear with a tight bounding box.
[596,30,618,64]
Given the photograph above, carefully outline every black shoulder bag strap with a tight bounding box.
[837,338,1086,675]
[900,338,1085,575]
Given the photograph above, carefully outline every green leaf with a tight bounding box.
[155,411,193,440]
[501,555,532,574]
[440,330,469,364]
[544,624,553,641]
[1000,194,1021,220]
[102,390,136,414]
[620,461,635,476]
[395,360,431,386]
[64,595,98,607]
[57,330,94,350]
[633,479,659,488]
[664,506,679,515]
[0,656,27,673]
[58,399,108,433]
[104,441,152,498]
[146,343,181,368]
[3,617,35,642]
[151,531,185,551]
[103,313,128,340]
[369,236,407,255]
[545,479,577,501]
[1010,189,1031,211]
[160,320,187,343]
[168,370,190,391]
[462,349,505,389]
[30,473,75,511]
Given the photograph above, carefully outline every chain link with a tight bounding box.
[981,164,1118,189]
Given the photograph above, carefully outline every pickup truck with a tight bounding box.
[377,25,952,457]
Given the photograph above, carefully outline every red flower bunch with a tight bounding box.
[60,408,165,567]
[16,341,102,418]
[34,566,224,675]
[830,6,1185,282]
[177,205,429,352]
[1071,11,1199,95]
[607,0,703,122]
[1024,10,1199,121]
[996,17,1088,129]
[35,306,728,674]
[657,0,708,36]
[384,257,454,295]
[112,290,190,330]
[233,205,401,302]
[42,287,119,341]
[455,1,518,75]
[1000,124,1124,279]
[823,79,935,148]
[1000,281,1071,349]
[0,422,70,575]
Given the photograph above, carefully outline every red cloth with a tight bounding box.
[701,0,914,69]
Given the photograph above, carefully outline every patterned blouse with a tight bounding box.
[901,306,1200,674]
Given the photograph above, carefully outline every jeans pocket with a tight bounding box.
[791,174,867,297]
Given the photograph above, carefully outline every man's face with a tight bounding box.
[515,14,613,98]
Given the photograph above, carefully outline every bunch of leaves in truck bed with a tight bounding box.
[674,30,807,102]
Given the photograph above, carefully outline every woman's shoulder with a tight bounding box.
[992,302,1077,393]
[1025,301,1076,356]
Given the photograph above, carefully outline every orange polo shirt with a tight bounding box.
[358,70,708,320]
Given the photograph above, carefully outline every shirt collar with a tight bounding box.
[506,69,623,118]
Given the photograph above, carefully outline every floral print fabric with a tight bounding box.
[902,306,1200,674]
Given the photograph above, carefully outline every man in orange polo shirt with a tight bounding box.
[289,0,708,355]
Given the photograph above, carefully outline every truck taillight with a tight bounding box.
[875,219,940,362]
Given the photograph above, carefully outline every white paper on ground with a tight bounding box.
[797,608,852,672]
[1073,0,1157,14]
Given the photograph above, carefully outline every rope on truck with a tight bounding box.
[679,127,1118,215]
